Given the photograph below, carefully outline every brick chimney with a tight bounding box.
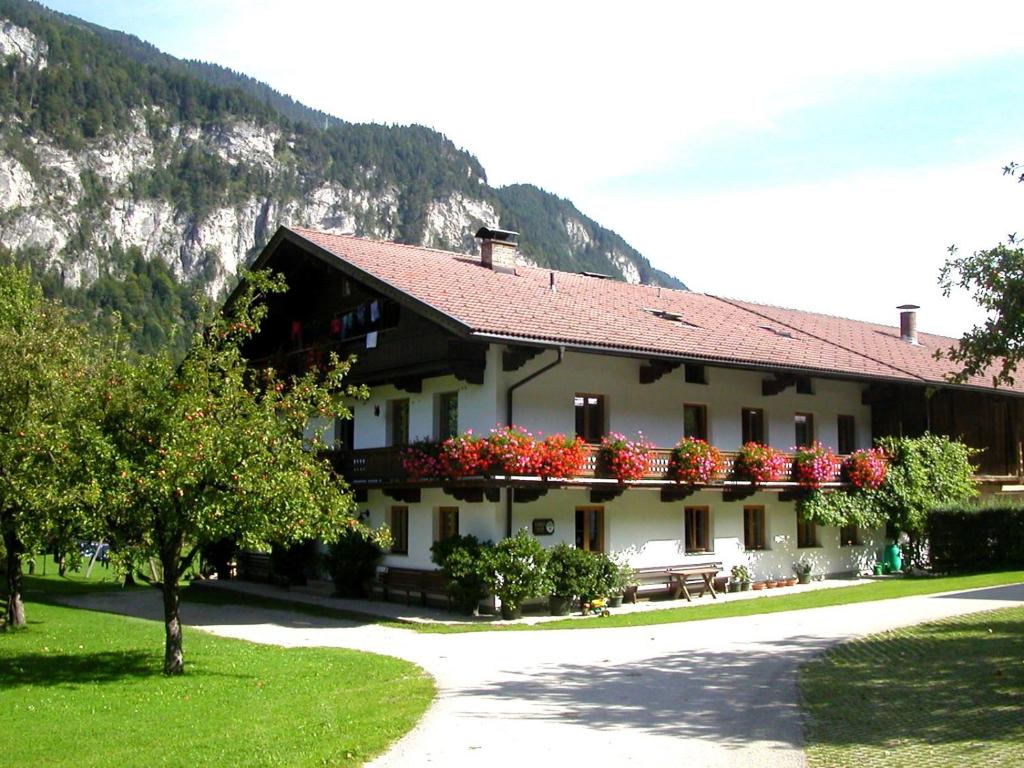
[898,304,920,345]
[475,227,519,274]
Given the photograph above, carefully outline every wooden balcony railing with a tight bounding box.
[328,444,815,487]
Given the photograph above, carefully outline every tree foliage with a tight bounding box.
[0,265,105,628]
[99,270,364,673]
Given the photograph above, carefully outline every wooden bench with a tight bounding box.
[626,562,723,603]
[379,567,452,608]
[236,551,273,583]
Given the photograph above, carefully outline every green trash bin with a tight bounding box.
[883,544,902,574]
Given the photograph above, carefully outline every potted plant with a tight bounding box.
[730,564,752,592]
[791,442,841,488]
[487,529,550,620]
[733,442,788,484]
[536,434,588,480]
[598,432,654,482]
[607,559,636,608]
[545,543,594,615]
[667,438,724,484]
[430,533,493,615]
[793,560,813,585]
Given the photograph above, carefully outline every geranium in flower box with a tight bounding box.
[599,432,654,483]
[791,442,841,488]
[536,434,587,480]
[401,440,443,481]
[843,448,888,490]
[733,442,788,484]
[438,431,490,479]
[485,424,540,476]
[668,438,724,484]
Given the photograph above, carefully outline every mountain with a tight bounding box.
[0,0,686,352]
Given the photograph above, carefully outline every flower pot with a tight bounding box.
[500,604,522,620]
[549,595,571,616]
[764,581,776,589]
[752,581,766,591]
[728,580,741,593]
[608,595,623,608]
[797,573,811,585]
[774,580,786,588]
[785,577,797,587]
[741,580,751,592]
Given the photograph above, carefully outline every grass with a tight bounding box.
[801,605,1024,768]
[187,571,1024,634]
[0,575,435,767]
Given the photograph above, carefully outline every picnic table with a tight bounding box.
[627,562,723,603]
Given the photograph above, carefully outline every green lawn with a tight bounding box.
[0,579,434,767]
[184,570,1024,633]
[801,605,1024,768]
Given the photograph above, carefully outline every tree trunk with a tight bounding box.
[160,547,184,675]
[3,529,26,629]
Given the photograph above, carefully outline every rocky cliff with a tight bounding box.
[0,4,684,351]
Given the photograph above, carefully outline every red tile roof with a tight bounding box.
[286,227,1022,395]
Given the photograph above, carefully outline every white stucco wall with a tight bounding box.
[363,485,881,581]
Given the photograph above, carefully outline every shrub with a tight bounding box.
[733,442,788,484]
[430,534,493,614]
[843,448,888,490]
[667,438,723,484]
[586,552,620,601]
[730,564,751,582]
[797,488,886,529]
[792,442,841,488]
[926,505,1024,572]
[546,543,597,601]
[486,529,550,618]
[599,432,654,482]
[326,524,392,598]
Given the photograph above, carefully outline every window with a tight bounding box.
[839,524,860,546]
[390,506,409,555]
[334,415,354,450]
[437,392,459,440]
[744,506,766,550]
[683,404,708,441]
[796,376,814,395]
[741,408,765,444]
[575,506,605,552]
[437,506,459,542]
[684,363,707,385]
[684,506,710,552]
[794,412,814,448]
[796,515,817,548]
[837,415,856,454]
[574,393,606,444]
[387,398,409,446]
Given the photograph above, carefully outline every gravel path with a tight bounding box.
[67,582,1024,767]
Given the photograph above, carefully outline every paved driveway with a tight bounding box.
[69,583,1024,767]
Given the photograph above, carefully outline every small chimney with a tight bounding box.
[898,304,920,345]
[475,227,519,274]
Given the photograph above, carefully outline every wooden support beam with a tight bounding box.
[445,486,484,503]
[779,489,811,503]
[640,360,681,385]
[383,487,420,504]
[762,373,796,396]
[513,487,548,504]
[660,486,697,502]
[394,376,422,393]
[502,345,544,372]
[590,487,625,503]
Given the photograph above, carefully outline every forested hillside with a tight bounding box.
[0,0,685,352]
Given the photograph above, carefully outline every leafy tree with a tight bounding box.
[938,162,1024,386]
[0,265,104,628]
[100,270,363,674]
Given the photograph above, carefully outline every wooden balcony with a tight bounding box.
[327,445,850,503]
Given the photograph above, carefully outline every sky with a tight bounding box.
[41,0,1024,338]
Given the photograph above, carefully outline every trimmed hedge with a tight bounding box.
[926,506,1024,572]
